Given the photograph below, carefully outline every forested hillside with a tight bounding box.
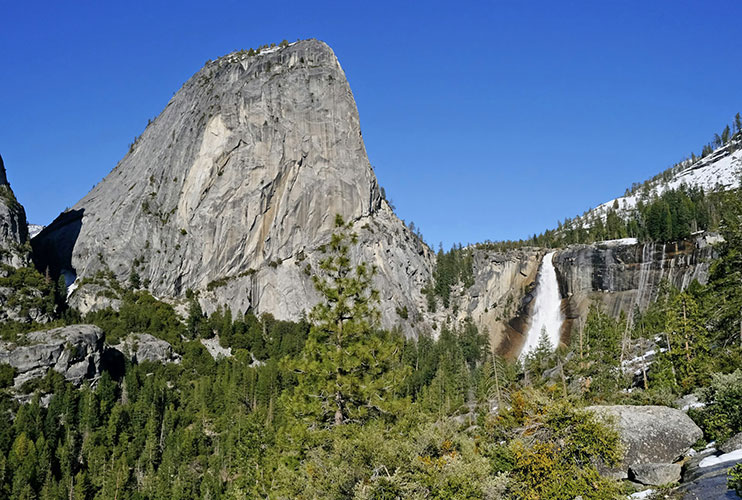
[2,183,742,498]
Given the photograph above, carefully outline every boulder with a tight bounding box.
[587,405,702,478]
[0,325,104,388]
[114,333,180,364]
[629,462,682,486]
[721,432,742,454]
[68,282,122,315]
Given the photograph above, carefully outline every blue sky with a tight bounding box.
[2,1,741,248]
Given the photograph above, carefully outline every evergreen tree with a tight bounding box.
[283,215,409,427]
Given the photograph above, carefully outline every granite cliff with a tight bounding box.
[32,40,433,335]
[0,154,30,269]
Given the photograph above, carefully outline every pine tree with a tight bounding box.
[723,125,731,145]
[283,215,409,428]
[666,292,709,389]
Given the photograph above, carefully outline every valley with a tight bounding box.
[1,38,742,499]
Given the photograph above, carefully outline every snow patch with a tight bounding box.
[629,489,655,499]
[580,143,742,228]
[599,237,638,247]
[681,401,706,412]
[699,448,742,468]
[28,224,44,239]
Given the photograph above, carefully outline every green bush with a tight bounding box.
[728,463,742,496]
[0,363,16,389]
[690,370,742,443]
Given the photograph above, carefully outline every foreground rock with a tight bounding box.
[721,433,742,454]
[630,462,682,486]
[0,325,104,388]
[678,446,742,499]
[587,405,702,479]
[113,333,180,364]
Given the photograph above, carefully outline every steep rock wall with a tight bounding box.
[553,235,717,340]
[32,40,433,335]
[429,248,542,355]
[0,154,30,268]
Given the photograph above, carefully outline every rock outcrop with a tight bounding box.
[0,325,104,388]
[113,333,180,364]
[0,154,30,268]
[427,247,542,355]
[629,462,682,486]
[677,445,742,499]
[32,40,433,336]
[554,235,716,337]
[587,405,702,479]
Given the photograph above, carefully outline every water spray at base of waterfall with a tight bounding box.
[520,251,563,359]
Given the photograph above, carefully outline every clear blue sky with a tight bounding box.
[2,1,741,248]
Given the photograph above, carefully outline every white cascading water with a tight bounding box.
[520,251,563,358]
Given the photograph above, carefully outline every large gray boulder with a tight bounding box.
[0,325,104,388]
[32,40,434,337]
[114,333,180,364]
[587,405,702,478]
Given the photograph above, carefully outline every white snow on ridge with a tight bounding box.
[598,237,638,247]
[592,144,742,220]
[28,224,44,239]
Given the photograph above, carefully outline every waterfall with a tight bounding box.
[520,251,563,358]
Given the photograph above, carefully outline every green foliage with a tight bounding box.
[424,243,475,310]
[84,289,185,346]
[0,265,59,327]
[483,390,623,500]
[563,304,628,400]
[728,463,742,496]
[0,364,16,389]
[283,215,409,427]
[690,370,742,443]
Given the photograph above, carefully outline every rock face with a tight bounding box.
[428,247,542,355]
[678,446,742,499]
[32,40,433,336]
[0,154,30,268]
[587,405,702,479]
[554,235,715,335]
[0,325,104,388]
[721,432,742,454]
[114,333,180,364]
[67,281,123,315]
[629,462,682,486]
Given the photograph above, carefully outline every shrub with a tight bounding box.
[690,370,742,443]
[729,463,742,496]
